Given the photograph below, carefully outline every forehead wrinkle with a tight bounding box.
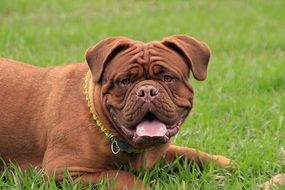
[107,58,144,81]
[148,42,189,76]
[116,64,142,77]
[102,43,148,82]
[151,42,174,54]
[107,45,142,68]
[126,43,151,78]
[119,43,142,56]
[137,44,150,64]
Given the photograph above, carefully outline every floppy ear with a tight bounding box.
[85,37,132,83]
[162,35,211,81]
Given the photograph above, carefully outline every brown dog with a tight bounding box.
[0,35,230,189]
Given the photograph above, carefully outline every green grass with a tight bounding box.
[0,0,284,189]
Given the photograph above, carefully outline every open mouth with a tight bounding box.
[119,112,182,146]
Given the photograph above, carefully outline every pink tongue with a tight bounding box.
[136,120,167,137]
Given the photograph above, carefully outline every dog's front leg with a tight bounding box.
[76,170,148,190]
[164,144,231,168]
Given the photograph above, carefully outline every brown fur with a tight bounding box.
[0,35,230,189]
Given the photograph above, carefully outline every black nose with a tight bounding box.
[136,85,159,102]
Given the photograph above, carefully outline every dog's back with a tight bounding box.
[0,59,48,168]
[0,59,87,169]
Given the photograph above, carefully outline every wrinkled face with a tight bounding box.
[86,35,210,148]
[100,43,194,147]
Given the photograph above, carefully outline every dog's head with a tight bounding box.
[86,35,211,148]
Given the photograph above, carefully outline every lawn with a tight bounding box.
[0,0,284,189]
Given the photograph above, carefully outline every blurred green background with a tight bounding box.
[0,0,284,189]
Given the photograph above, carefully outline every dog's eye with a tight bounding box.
[120,78,130,86]
[163,75,174,82]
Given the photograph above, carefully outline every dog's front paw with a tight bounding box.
[212,155,232,168]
